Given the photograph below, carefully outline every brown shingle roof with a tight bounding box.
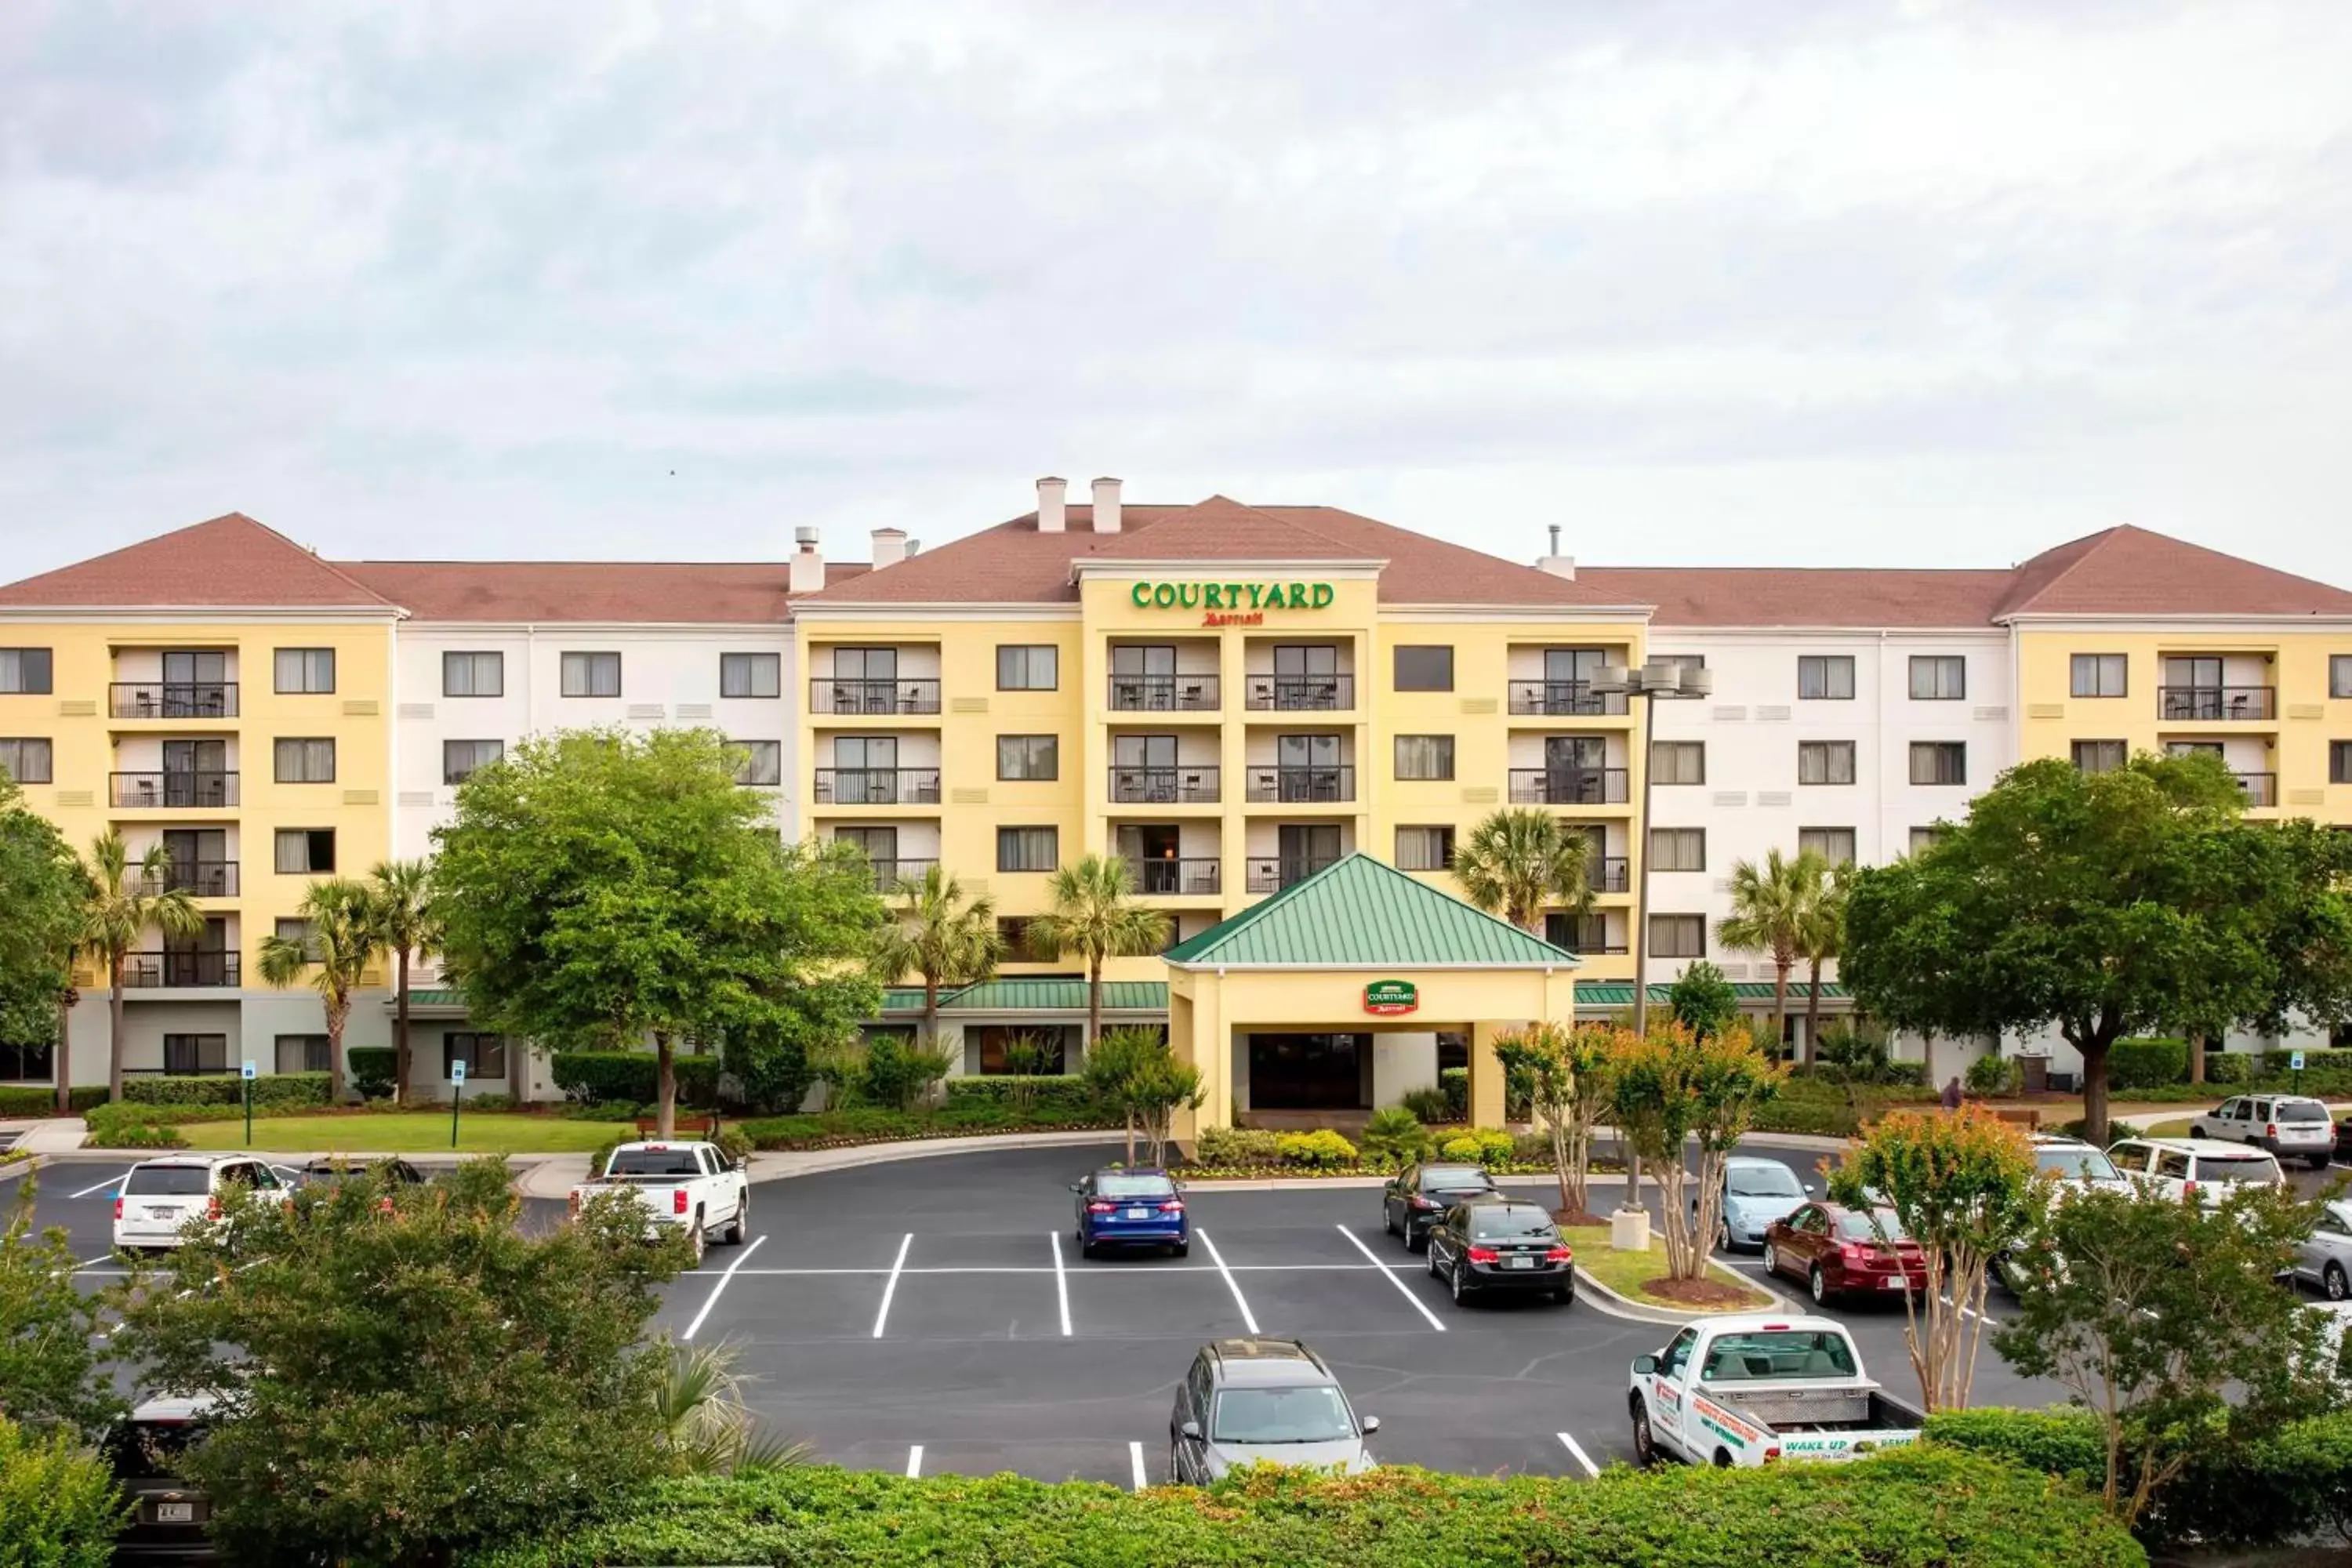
[1991,525,2352,618]
[336,560,871,623]
[1576,567,2017,629]
[0,513,396,609]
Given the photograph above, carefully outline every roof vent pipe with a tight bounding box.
[1537,524,1577,580]
[1092,476,1122,535]
[1036,477,1067,533]
[789,526,826,593]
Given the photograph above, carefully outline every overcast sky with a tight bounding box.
[5,2,2350,586]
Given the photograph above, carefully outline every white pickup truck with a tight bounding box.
[1628,1312,1923,1468]
[568,1141,750,1264]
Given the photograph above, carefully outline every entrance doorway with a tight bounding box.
[1248,1033,1369,1109]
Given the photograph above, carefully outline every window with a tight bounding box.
[561,651,622,698]
[2334,742,2352,785]
[1396,826,1455,872]
[1909,826,1947,855]
[275,1034,330,1074]
[1798,827,1857,866]
[996,915,1036,956]
[1798,655,1855,700]
[273,648,336,694]
[1393,646,1454,692]
[1910,742,1966,786]
[997,826,1058,873]
[1649,827,1704,872]
[443,651,504,697]
[444,1033,508,1080]
[0,738,52,784]
[996,645,1058,691]
[731,740,782,786]
[997,735,1058,781]
[443,739,504,785]
[720,652,781,699]
[0,649,53,695]
[2071,740,2126,775]
[2335,656,2352,699]
[1798,740,1855,786]
[275,829,336,874]
[162,1034,229,1074]
[1908,655,1964,700]
[1650,915,1706,958]
[1393,735,1455,781]
[2071,653,2128,699]
[274,918,321,960]
[1651,741,1704,785]
[274,738,336,783]
[1547,911,1613,952]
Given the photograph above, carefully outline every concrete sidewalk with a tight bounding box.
[512,1126,1125,1200]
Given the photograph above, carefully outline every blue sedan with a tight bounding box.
[1073,1169,1189,1258]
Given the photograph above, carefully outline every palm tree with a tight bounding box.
[1716,848,1828,1064]
[1453,808,1595,933]
[869,865,1005,1052]
[368,859,438,1104]
[1798,861,1852,1065]
[76,833,205,1102]
[255,879,382,1104]
[1026,855,1171,1055]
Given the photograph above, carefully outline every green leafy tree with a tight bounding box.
[1798,860,1853,1058]
[1666,960,1739,1041]
[108,1158,690,1565]
[368,858,439,1105]
[870,865,1004,1051]
[432,730,884,1138]
[256,877,381,1104]
[1991,1178,2324,1529]
[1826,1106,2040,1414]
[75,831,205,1102]
[1716,848,1827,1065]
[1453,807,1594,933]
[1026,856,1170,1054]
[0,1176,118,1438]
[1083,1027,1202,1167]
[1493,1021,1623,1221]
[0,777,84,1109]
[1608,1020,1782,1280]
[0,1413,125,1567]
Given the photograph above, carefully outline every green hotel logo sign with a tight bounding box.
[1363,978,1419,1017]
[1131,579,1334,627]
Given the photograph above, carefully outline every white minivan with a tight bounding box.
[2188,1095,2336,1171]
[112,1156,291,1253]
[2105,1137,2285,1205]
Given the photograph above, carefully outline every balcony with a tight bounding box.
[812,768,941,806]
[2158,685,2275,722]
[1508,768,1629,806]
[1127,857,1221,896]
[861,858,939,894]
[1108,765,1220,805]
[808,678,941,716]
[1108,674,1219,713]
[1244,765,1355,804]
[1507,681,1629,717]
[109,683,238,720]
[110,771,238,809]
[121,951,239,988]
[137,862,238,898]
[1592,855,1630,894]
[2235,771,2278,808]
[1246,855,1339,894]
[1243,674,1354,711]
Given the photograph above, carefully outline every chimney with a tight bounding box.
[1091,475,1122,535]
[789,525,826,593]
[1537,524,1576,579]
[1036,476,1067,533]
[870,527,907,570]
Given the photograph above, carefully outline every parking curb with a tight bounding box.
[1571,1254,1795,1327]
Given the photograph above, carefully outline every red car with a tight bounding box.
[1762,1202,1928,1306]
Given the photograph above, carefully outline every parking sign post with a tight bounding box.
[240,1059,256,1146]
[451,1058,466,1149]
[2292,1049,2306,1094]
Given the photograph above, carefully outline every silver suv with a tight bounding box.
[1168,1339,1377,1483]
[2189,1095,2336,1171]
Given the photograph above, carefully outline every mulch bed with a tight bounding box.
[1642,1276,1759,1308]
[1552,1207,1611,1227]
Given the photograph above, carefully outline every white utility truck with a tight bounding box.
[1628,1312,1924,1468]
[568,1140,750,1264]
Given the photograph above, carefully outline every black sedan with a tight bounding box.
[1380,1162,1500,1253]
[1424,1198,1574,1307]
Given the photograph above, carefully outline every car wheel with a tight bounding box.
[1451,1262,1472,1305]
[1172,1241,1190,1259]
[686,1220,706,1267]
[1428,1247,1442,1279]
[1715,1218,1731,1253]
[1713,1449,1734,1468]
[2327,1262,2349,1301]
[2190,1125,2207,1139]
[1382,1200,1397,1236]
[1552,1283,1573,1305]
[724,1196,748,1246]
[2312,1155,2334,1172]
[1407,1225,1428,1255]
[1809,1264,1829,1306]
[1762,1240,1779,1279]
[1629,1396,1656,1467]
[1169,1439,1183,1485]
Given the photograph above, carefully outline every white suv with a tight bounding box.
[2188,1095,2336,1171]
[113,1156,291,1253]
[2105,1137,2285,1206]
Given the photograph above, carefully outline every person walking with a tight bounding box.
[1940,1075,1963,1112]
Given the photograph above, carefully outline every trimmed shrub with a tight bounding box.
[549,1052,720,1108]
[946,1076,1102,1119]
[1194,1127,1283,1167]
[2205,1052,2251,1085]
[2250,1046,2352,1093]
[85,1119,187,1149]
[347,1046,397,1100]
[2104,1037,2188,1091]
[0,1085,108,1116]
[1398,1085,1451,1123]
[121,1072,331,1109]
[1359,1105,1429,1168]
[1276,1130,1357,1169]
[460,1094,516,1113]
[0,1414,125,1567]
[1966,1052,2022,1097]
[1438,1066,1468,1120]
[559,1101,645,1123]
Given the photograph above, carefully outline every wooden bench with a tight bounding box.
[633,1112,720,1138]
[1989,1106,2042,1130]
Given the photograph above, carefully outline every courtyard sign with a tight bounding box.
[1130,579,1335,628]
[1363,978,1419,1017]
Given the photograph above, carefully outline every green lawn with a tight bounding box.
[1562,1225,1776,1314]
[2138,1116,2195,1139]
[175,1113,620,1154]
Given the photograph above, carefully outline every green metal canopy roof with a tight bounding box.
[1573,982,1852,1007]
[1162,853,1577,969]
[879,978,1171,1014]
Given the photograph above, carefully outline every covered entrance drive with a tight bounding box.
[1163,855,1578,1145]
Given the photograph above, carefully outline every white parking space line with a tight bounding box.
[70,1170,129,1200]
[1333,1225,1445,1332]
[1194,1230,1260,1335]
[1555,1432,1600,1478]
[75,1253,114,1270]
[872,1233,913,1339]
[681,1234,767,1341]
[1130,1439,1148,1491]
[1050,1232,1072,1337]
[906,1444,924,1478]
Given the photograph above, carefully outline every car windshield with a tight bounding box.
[1421,1166,1490,1191]
[1210,1385,1356,1443]
[2197,1156,2281,1184]
[607,1149,702,1178]
[2037,1148,2121,1181]
[2278,1103,2329,1123]
[1727,1166,1802,1198]
[122,1167,210,1196]
[1469,1210,1558,1240]
[1835,1210,1911,1242]
[1700,1330,1858,1383]
[105,1421,204,1480]
[1095,1174,1175,1199]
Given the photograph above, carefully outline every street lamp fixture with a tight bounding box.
[1587,659,1714,1039]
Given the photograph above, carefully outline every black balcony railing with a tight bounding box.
[1127,858,1221,896]
[138,862,238,898]
[121,951,239,988]
[812,768,941,805]
[1508,768,1628,805]
[1592,855,1630,893]
[1244,765,1356,803]
[860,858,939,893]
[808,678,941,715]
[123,1065,237,1076]
[1108,765,1220,804]
[2235,771,2278,808]
[110,771,238,808]
[1245,855,1339,893]
[2158,685,2275,722]
[1507,681,1629,717]
[1108,674,1220,713]
[108,683,238,719]
[1243,674,1354,711]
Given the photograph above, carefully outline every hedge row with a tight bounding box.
[119,1072,331,1109]
[1748,1076,1938,1138]
[550,1052,720,1107]
[737,1102,1116,1151]
[0,1085,107,1117]
[348,1045,397,1098]
[462,1447,2140,1568]
[942,1076,1102,1118]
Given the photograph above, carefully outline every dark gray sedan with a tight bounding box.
[1379,1161,1498,1253]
